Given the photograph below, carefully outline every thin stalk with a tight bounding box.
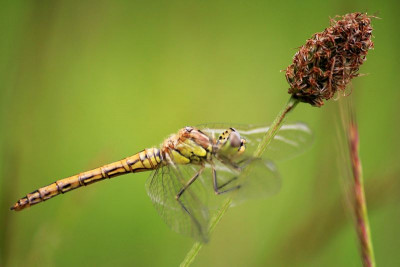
[338,98,375,267]
[254,96,299,157]
[348,122,375,267]
[180,96,299,267]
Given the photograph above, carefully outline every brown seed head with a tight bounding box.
[285,13,374,107]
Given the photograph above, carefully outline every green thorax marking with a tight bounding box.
[171,132,210,164]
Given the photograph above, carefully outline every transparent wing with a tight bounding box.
[146,155,282,241]
[198,122,313,161]
[183,156,281,208]
[229,158,281,206]
[197,157,281,206]
[145,154,210,242]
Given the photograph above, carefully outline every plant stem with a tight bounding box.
[254,96,299,157]
[348,122,375,267]
[180,96,299,266]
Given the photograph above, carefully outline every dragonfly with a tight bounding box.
[10,122,312,242]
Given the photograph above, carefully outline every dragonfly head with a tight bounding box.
[216,128,246,157]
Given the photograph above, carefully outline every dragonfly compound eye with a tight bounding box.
[229,131,241,148]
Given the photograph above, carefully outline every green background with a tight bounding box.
[1,1,399,266]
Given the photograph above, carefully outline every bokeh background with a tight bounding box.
[1,0,399,266]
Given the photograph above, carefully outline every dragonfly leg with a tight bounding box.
[174,166,208,241]
[212,167,241,195]
[175,166,204,200]
[217,176,239,190]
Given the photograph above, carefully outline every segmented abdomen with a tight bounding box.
[11,148,162,211]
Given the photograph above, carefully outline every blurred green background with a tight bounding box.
[1,0,399,266]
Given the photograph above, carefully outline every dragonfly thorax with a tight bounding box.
[161,127,213,165]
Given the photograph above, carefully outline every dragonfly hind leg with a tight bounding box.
[175,166,204,200]
[174,165,208,240]
[212,168,241,195]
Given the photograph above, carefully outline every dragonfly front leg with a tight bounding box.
[212,167,241,195]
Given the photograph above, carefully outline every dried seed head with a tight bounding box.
[285,13,374,107]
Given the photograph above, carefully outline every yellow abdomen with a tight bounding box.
[11,148,162,211]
